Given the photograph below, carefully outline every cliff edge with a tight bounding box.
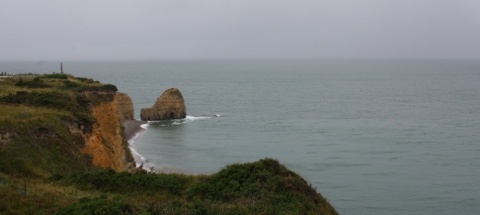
[0,74,135,176]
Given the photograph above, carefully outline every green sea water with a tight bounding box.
[3,60,480,214]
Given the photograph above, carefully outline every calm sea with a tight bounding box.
[2,60,480,214]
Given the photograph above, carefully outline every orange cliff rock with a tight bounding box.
[80,92,135,171]
[115,92,134,122]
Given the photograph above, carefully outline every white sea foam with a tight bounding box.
[140,122,151,129]
[128,139,146,165]
[127,122,149,169]
[185,115,218,121]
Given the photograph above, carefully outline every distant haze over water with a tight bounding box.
[2,60,480,215]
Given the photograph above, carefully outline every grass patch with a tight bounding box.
[0,174,102,214]
[0,104,92,177]
[52,195,133,215]
[65,169,193,196]
[15,77,50,88]
[42,74,69,79]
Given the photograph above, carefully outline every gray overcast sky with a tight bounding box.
[1,0,480,60]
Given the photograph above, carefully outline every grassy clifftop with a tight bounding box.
[0,74,120,177]
[0,74,338,214]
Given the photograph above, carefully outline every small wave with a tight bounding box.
[147,115,218,126]
[172,121,185,125]
[185,114,221,121]
[140,122,151,129]
[185,115,212,121]
[128,142,155,171]
[166,116,212,126]
[127,123,150,169]
[129,144,146,162]
[128,139,147,168]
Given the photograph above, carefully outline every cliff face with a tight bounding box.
[115,92,134,122]
[140,88,186,121]
[80,92,135,171]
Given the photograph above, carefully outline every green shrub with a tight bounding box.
[102,84,118,92]
[61,159,339,215]
[15,77,50,88]
[61,80,81,89]
[79,84,118,92]
[65,169,191,195]
[75,77,95,83]
[53,196,133,215]
[0,91,72,110]
[186,158,337,214]
[187,158,305,201]
[43,74,69,79]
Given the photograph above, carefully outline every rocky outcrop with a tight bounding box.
[140,88,186,121]
[80,93,135,171]
[115,92,134,122]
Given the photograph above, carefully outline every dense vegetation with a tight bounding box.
[0,74,338,214]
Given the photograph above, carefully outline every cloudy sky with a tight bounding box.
[1,0,479,61]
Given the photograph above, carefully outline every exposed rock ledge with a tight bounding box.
[140,88,187,121]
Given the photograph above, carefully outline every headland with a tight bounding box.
[0,73,338,214]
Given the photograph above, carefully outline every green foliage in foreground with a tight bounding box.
[65,169,192,196]
[52,196,133,215]
[0,159,338,214]
[54,158,338,215]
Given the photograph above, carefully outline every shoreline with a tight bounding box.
[122,119,147,141]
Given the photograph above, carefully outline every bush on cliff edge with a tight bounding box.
[58,158,338,215]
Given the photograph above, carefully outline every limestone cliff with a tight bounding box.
[140,88,187,121]
[115,92,134,122]
[0,76,137,175]
[80,92,135,171]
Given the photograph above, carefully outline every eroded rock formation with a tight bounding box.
[140,88,186,121]
[79,92,135,171]
[115,92,134,122]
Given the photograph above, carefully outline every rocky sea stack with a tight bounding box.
[140,88,187,121]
